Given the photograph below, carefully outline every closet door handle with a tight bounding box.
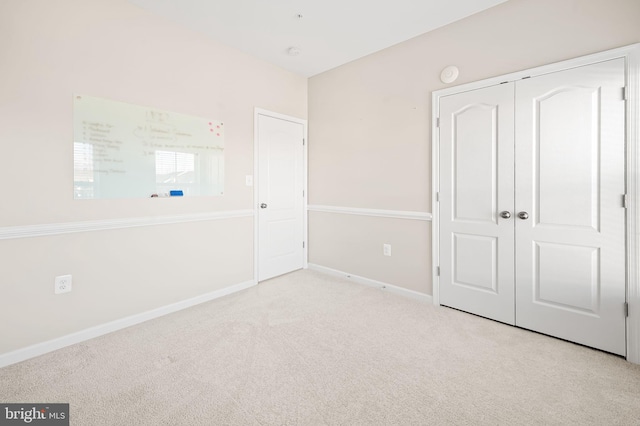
[260,203,268,209]
[500,211,511,219]
[518,211,529,220]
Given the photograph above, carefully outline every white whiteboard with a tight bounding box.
[73,95,224,199]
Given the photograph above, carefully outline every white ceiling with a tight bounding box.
[128,0,510,77]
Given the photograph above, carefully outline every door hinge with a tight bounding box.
[303,138,305,145]
[623,194,628,208]
[303,241,305,249]
[436,117,440,128]
[623,87,627,101]
[436,192,440,202]
[436,266,440,276]
[624,302,629,317]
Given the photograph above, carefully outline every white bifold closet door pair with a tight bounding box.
[438,59,626,355]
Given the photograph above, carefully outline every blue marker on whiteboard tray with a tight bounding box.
[169,190,183,196]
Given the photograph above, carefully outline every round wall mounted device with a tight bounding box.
[440,65,459,84]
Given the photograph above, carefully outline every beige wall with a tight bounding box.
[308,0,640,295]
[0,0,306,355]
[309,213,431,294]
[3,0,640,359]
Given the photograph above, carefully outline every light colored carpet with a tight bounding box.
[1,269,640,425]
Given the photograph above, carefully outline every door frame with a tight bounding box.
[431,43,640,363]
[253,108,308,283]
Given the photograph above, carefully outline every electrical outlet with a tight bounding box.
[55,275,72,294]
[383,244,391,256]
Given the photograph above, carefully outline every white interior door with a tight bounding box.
[514,59,627,355]
[257,112,305,282]
[438,83,516,325]
[438,59,627,355]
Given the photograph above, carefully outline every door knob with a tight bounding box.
[518,211,529,220]
[260,203,267,209]
[500,211,511,219]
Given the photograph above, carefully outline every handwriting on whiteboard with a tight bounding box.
[73,94,224,199]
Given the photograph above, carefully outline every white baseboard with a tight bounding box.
[0,279,256,369]
[307,263,432,303]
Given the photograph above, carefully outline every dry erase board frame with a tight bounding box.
[73,95,224,199]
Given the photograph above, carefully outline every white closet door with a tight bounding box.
[514,59,627,355]
[439,83,516,325]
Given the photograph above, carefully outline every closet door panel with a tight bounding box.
[439,83,515,325]
[514,59,626,355]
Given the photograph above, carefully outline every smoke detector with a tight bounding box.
[440,65,459,84]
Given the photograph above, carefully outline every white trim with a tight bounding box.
[626,45,640,364]
[303,118,309,270]
[308,205,432,221]
[433,44,640,98]
[432,91,441,307]
[308,263,432,303]
[0,210,254,240]
[253,111,259,284]
[0,279,256,368]
[254,108,308,283]
[432,43,640,364]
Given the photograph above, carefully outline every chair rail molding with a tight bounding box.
[307,205,432,221]
[0,210,254,240]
